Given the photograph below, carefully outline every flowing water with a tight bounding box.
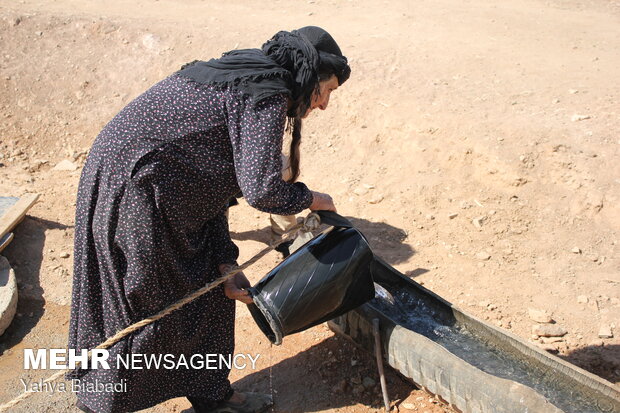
[371,283,617,413]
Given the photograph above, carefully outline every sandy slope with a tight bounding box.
[0,0,618,411]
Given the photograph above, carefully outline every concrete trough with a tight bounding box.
[328,258,620,413]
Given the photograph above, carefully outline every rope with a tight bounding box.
[0,212,321,412]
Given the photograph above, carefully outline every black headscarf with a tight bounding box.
[177,26,350,117]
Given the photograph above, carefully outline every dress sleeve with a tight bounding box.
[227,93,314,215]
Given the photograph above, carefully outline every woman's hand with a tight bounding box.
[220,264,253,304]
[310,191,337,212]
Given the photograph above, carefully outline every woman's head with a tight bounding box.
[304,74,339,118]
[262,26,350,119]
[261,26,350,182]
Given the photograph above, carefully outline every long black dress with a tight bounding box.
[68,72,313,413]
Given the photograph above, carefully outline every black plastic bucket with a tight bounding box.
[247,220,375,345]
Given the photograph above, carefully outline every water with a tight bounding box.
[370,285,618,413]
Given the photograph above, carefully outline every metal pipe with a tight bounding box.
[373,318,391,412]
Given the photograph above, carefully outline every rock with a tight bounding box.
[53,159,78,171]
[589,339,604,347]
[425,214,435,221]
[538,343,559,353]
[598,325,613,339]
[35,31,43,36]
[478,300,491,308]
[571,114,591,122]
[532,324,567,337]
[528,308,553,323]
[571,247,581,254]
[540,336,564,344]
[472,216,486,228]
[141,33,161,51]
[513,177,528,186]
[59,252,70,259]
[475,251,491,261]
[332,379,347,393]
[448,213,458,219]
[353,186,368,196]
[577,295,589,304]
[588,299,600,312]
[401,402,416,410]
[368,194,384,204]
[362,376,376,389]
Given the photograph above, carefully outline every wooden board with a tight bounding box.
[0,194,40,252]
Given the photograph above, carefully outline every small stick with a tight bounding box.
[373,318,390,412]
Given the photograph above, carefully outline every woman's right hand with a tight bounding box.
[310,191,337,212]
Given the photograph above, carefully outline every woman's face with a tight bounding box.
[303,75,339,118]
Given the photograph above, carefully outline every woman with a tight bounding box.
[68,26,350,413]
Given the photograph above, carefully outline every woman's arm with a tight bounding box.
[227,93,314,215]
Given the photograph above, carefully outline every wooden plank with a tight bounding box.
[0,193,40,241]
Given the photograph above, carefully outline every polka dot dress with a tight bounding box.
[68,73,313,413]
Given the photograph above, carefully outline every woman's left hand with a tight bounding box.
[220,265,253,304]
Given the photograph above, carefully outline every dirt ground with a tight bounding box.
[0,0,619,412]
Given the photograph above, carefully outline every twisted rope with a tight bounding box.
[0,212,321,412]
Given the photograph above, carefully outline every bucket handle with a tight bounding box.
[316,210,354,229]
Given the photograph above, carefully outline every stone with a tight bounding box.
[598,325,613,339]
[571,247,581,254]
[589,339,604,347]
[141,33,161,51]
[402,403,416,410]
[362,376,376,389]
[353,187,368,196]
[532,324,567,337]
[368,194,384,204]
[539,343,559,353]
[577,295,589,304]
[53,159,78,171]
[472,216,486,228]
[448,213,458,219]
[540,336,564,344]
[528,308,553,323]
[332,379,348,393]
[571,114,591,122]
[475,251,491,261]
[59,252,70,259]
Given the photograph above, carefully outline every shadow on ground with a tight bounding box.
[231,215,415,267]
[0,216,69,354]
[560,344,620,385]
[182,335,415,413]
